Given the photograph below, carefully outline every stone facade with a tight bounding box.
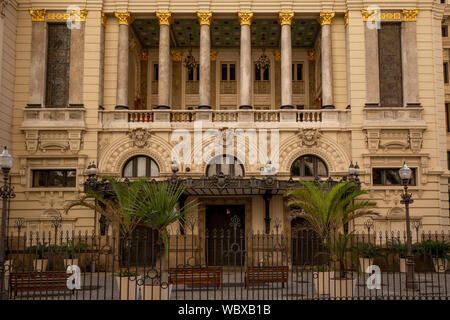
[1,0,450,237]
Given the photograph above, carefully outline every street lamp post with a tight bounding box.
[0,147,15,300]
[399,162,417,291]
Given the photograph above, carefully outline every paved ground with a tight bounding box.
[8,271,450,300]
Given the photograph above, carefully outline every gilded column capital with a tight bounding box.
[156,11,173,26]
[238,11,253,26]
[317,11,335,25]
[278,11,294,25]
[361,8,378,22]
[141,50,148,61]
[402,8,419,22]
[170,50,183,62]
[197,11,213,25]
[344,11,348,26]
[114,11,132,25]
[273,50,281,62]
[101,12,107,26]
[29,8,46,22]
[210,50,218,61]
[307,50,315,61]
[78,9,88,22]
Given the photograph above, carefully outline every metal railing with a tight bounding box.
[3,226,449,300]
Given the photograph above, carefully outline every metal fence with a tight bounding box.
[2,226,450,300]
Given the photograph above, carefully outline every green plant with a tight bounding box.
[27,243,49,259]
[420,240,450,260]
[387,238,422,258]
[285,181,378,240]
[116,267,139,277]
[356,243,384,259]
[62,240,89,258]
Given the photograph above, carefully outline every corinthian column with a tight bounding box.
[318,11,335,109]
[156,11,173,109]
[197,11,213,109]
[402,9,420,107]
[114,11,131,110]
[238,11,253,109]
[278,11,294,109]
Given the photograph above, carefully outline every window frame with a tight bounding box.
[206,155,245,177]
[292,63,303,81]
[372,167,417,186]
[32,169,77,188]
[290,155,328,178]
[122,156,160,178]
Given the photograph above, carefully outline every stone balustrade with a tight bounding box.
[99,109,351,129]
[21,108,86,128]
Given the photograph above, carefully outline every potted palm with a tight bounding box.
[28,243,49,272]
[286,181,377,298]
[312,265,335,295]
[132,182,196,300]
[357,243,383,274]
[421,240,450,273]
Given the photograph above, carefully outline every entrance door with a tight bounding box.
[205,205,245,266]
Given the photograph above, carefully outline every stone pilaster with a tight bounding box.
[402,9,420,107]
[362,9,380,107]
[197,11,212,109]
[318,12,335,109]
[156,11,172,109]
[28,9,47,108]
[238,11,253,109]
[279,12,294,109]
[69,9,87,108]
[114,11,131,110]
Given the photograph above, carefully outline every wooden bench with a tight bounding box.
[9,271,69,298]
[245,266,288,288]
[168,267,222,289]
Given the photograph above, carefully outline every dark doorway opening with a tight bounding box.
[205,205,245,266]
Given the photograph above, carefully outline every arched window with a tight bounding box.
[122,156,160,178]
[290,155,328,178]
[206,155,244,177]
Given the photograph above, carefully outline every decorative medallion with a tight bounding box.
[402,9,418,22]
[317,12,335,26]
[237,11,253,26]
[278,11,294,26]
[156,11,173,26]
[29,8,46,21]
[128,128,152,148]
[298,128,321,147]
[197,11,213,25]
[114,11,131,25]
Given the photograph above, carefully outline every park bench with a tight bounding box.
[168,267,222,289]
[9,271,68,299]
[244,266,288,288]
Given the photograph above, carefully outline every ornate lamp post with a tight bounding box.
[399,162,417,291]
[0,146,15,300]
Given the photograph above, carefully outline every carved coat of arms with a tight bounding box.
[298,128,321,147]
[128,128,152,148]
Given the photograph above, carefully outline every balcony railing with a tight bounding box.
[100,109,351,129]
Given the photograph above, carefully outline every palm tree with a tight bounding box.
[64,177,147,238]
[286,181,377,277]
[285,181,377,240]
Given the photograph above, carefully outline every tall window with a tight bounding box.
[444,63,449,84]
[372,168,417,186]
[378,23,403,107]
[292,63,303,81]
[32,170,76,188]
[446,103,450,132]
[254,65,269,81]
[122,156,160,178]
[153,64,159,81]
[188,65,200,81]
[46,24,71,108]
[206,155,244,177]
[290,155,328,178]
[221,63,236,81]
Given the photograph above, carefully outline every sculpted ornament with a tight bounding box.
[298,128,321,147]
[128,128,152,148]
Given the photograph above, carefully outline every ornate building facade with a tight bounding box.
[1,0,450,238]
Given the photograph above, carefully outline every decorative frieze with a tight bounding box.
[363,128,424,153]
[24,130,84,153]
